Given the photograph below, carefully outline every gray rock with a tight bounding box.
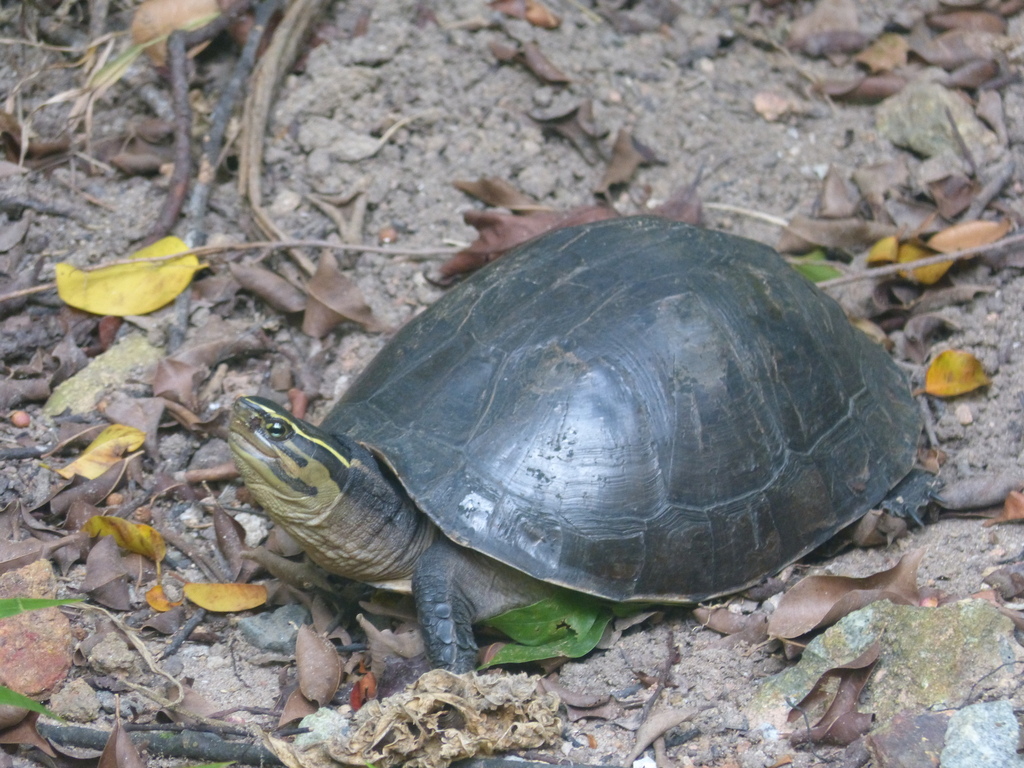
[238,603,310,654]
[876,80,1000,163]
[941,700,1024,768]
[748,599,1023,732]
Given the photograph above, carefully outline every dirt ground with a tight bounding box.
[2,0,1024,766]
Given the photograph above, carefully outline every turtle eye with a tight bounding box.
[264,418,293,441]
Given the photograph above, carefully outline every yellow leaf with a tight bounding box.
[867,235,899,265]
[183,583,268,612]
[897,241,950,285]
[83,515,167,568]
[925,350,991,397]
[927,219,1010,254]
[55,237,201,316]
[146,585,183,612]
[55,424,145,480]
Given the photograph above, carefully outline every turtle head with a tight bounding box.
[229,396,356,525]
[229,396,433,582]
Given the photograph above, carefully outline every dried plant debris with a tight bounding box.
[270,670,561,768]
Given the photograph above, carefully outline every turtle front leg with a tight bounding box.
[412,538,480,672]
[412,537,556,672]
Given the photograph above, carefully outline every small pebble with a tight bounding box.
[10,410,30,428]
[955,404,974,425]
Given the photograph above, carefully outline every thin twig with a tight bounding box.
[818,231,1024,289]
[0,238,458,304]
[703,202,789,228]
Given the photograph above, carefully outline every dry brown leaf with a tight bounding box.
[529,100,605,164]
[816,166,859,219]
[902,313,956,364]
[595,129,659,195]
[130,0,221,67]
[854,33,909,73]
[97,714,145,768]
[83,535,131,610]
[928,174,977,219]
[943,58,999,89]
[229,262,307,313]
[303,252,384,336]
[0,713,55,758]
[928,9,1008,34]
[767,549,925,639]
[490,0,560,28]
[788,642,879,746]
[490,40,570,84]
[981,490,1024,527]
[819,74,906,102]
[848,509,908,548]
[279,687,318,727]
[927,218,1010,253]
[778,215,896,253]
[935,471,1024,510]
[152,358,203,412]
[626,708,698,763]
[439,206,617,280]
[787,0,864,57]
[296,624,342,707]
[910,28,1000,70]
[453,177,538,211]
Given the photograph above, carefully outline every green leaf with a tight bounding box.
[0,685,61,720]
[0,597,82,620]
[481,592,613,667]
[790,249,843,282]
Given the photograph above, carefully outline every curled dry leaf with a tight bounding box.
[490,0,560,28]
[928,174,977,219]
[924,349,990,397]
[943,58,999,89]
[777,215,895,254]
[297,624,342,707]
[787,0,863,56]
[825,73,906,103]
[489,40,570,84]
[928,9,1008,34]
[902,313,956,364]
[934,471,1024,510]
[981,490,1024,527]
[303,252,384,336]
[897,241,950,285]
[83,515,166,570]
[788,642,879,747]
[626,708,698,764]
[54,425,146,480]
[854,33,909,73]
[595,129,660,195]
[816,166,859,219]
[144,585,183,612]
[229,262,307,314]
[529,100,605,164]
[98,714,145,768]
[910,28,1000,71]
[439,206,617,280]
[130,0,221,67]
[767,549,925,640]
[453,177,538,211]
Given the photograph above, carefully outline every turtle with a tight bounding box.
[229,215,922,673]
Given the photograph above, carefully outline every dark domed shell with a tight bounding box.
[323,217,920,602]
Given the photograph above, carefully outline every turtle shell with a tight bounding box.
[322,216,920,603]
